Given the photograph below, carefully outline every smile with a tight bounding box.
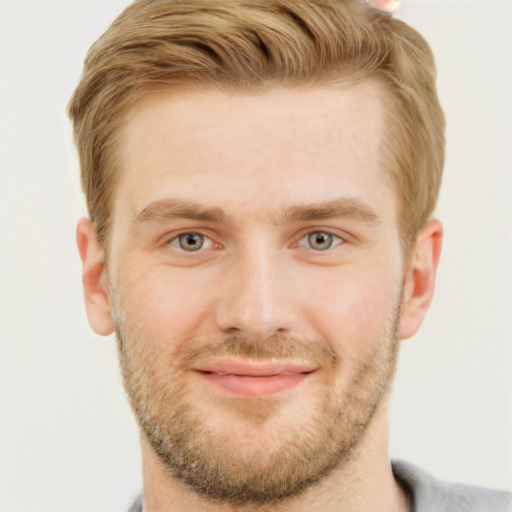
[193,359,318,396]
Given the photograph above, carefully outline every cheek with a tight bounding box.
[301,264,401,357]
[115,263,215,350]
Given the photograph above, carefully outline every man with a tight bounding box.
[68,0,511,511]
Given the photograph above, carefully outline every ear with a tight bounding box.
[399,219,443,340]
[76,218,115,336]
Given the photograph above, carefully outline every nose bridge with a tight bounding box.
[215,235,296,340]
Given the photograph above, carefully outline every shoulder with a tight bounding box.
[392,459,512,512]
[126,493,143,512]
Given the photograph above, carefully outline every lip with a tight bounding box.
[193,358,318,396]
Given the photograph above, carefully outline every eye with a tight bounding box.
[298,231,344,251]
[170,233,212,252]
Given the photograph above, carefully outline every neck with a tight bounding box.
[139,403,409,512]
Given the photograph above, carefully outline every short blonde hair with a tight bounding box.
[68,0,445,251]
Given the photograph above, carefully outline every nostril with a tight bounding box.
[214,280,297,340]
[222,326,242,335]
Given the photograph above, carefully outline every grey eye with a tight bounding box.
[307,232,334,251]
[177,233,204,251]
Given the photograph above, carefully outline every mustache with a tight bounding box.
[177,334,339,369]
[115,323,339,370]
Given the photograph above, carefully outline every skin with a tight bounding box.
[77,84,442,511]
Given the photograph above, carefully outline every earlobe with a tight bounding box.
[399,219,443,340]
[76,218,115,336]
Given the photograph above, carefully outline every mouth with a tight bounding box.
[192,359,318,396]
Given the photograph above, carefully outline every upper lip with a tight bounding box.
[193,358,319,376]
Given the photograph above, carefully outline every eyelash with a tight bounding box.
[166,230,345,253]
[168,232,217,252]
[296,231,345,251]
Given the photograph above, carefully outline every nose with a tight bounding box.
[215,245,298,342]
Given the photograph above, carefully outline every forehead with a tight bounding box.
[114,84,395,224]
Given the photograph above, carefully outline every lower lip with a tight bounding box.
[197,372,311,396]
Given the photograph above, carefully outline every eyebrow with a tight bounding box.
[132,197,380,228]
[278,198,380,226]
[133,199,225,225]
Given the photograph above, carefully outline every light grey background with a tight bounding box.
[0,1,511,511]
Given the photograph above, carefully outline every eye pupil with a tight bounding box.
[178,233,204,251]
[308,232,333,250]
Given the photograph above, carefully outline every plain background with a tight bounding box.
[0,1,511,511]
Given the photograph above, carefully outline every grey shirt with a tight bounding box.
[392,460,512,512]
[126,460,512,511]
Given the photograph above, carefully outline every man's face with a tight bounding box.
[106,85,406,505]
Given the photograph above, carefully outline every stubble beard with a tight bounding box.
[114,305,401,508]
